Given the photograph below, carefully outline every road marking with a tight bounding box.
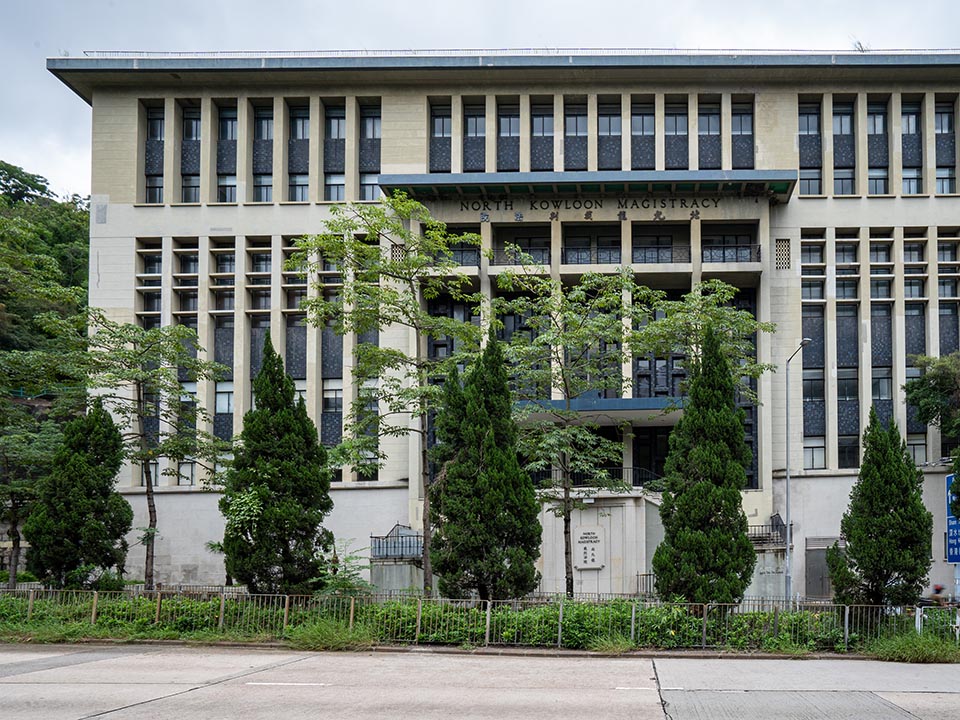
[245,682,331,687]
[614,687,657,691]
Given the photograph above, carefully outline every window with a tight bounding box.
[907,435,927,465]
[182,108,200,141]
[869,243,892,264]
[360,174,381,201]
[294,379,307,402]
[799,169,822,195]
[181,174,199,203]
[250,290,270,310]
[940,242,959,262]
[142,253,162,274]
[250,253,271,273]
[431,107,451,137]
[565,106,588,136]
[217,175,236,203]
[798,104,820,134]
[832,104,854,135]
[870,279,891,298]
[872,367,893,401]
[936,103,955,134]
[216,253,235,274]
[326,107,346,140]
[145,175,163,204]
[361,111,381,140]
[598,108,621,136]
[836,243,858,264]
[801,281,824,299]
[903,243,925,263]
[902,103,920,135]
[802,369,825,401]
[323,379,343,413]
[499,107,520,137]
[904,279,925,298]
[837,370,859,401]
[868,168,888,195]
[731,104,753,135]
[142,292,161,312]
[838,436,859,468]
[179,291,198,311]
[254,108,273,141]
[290,107,309,140]
[177,461,195,487]
[146,107,164,140]
[801,244,824,264]
[698,105,720,135]
[902,167,922,195]
[867,103,886,135]
[324,174,345,201]
[215,290,234,311]
[837,280,859,299]
[288,174,308,202]
[531,107,553,136]
[218,107,237,141]
[215,382,234,413]
[141,461,160,487]
[253,174,272,202]
[834,169,855,196]
[465,109,485,137]
[937,167,957,194]
[287,289,307,309]
[180,254,199,274]
[665,106,687,135]
[940,279,958,297]
[631,105,654,135]
[803,436,826,470]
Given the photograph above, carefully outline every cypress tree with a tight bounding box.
[24,399,132,588]
[652,325,756,603]
[431,332,542,600]
[827,407,933,605]
[220,334,333,594]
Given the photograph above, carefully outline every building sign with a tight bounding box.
[457,196,723,213]
[947,474,960,564]
[574,526,605,570]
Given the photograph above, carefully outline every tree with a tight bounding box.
[219,334,333,594]
[652,326,756,603]
[23,399,132,588]
[84,310,225,591]
[494,266,653,598]
[0,161,54,206]
[430,330,542,600]
[904,352,960,512]
[826,407,933,606]
[293,192,484,594]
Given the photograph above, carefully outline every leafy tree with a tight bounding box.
[293,192,484,593]
[84,310,225,591]
[0,161,54,206]
[23,399,132,588]
[431,331,542,600]
[827,407,933,605]
[219,334,333,594]
[494,266,653,598]
[652,326,756,603]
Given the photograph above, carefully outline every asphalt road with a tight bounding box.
[0,645,957,719]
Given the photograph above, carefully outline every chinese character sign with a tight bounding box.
[947,475,960,564]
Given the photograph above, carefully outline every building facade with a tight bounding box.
[50,50,960,597]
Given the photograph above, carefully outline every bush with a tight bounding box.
[286,618,374,651]
[868,634,960,663]
[13,570,38,583]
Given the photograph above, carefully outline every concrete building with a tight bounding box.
[48,50,960,597]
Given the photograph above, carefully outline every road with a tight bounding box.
[0,645,957,719]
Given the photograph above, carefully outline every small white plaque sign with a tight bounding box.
[574,526,605,570]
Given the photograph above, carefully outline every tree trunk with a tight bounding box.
[563,478,574,598]
[421,445,433,597]
[137,380,158,592]
[6,521,20,590]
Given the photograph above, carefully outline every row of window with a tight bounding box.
[800,240,960,265]
[798,167,956,196]
[802,432,929,470]
[798,100,955,137]
[144,173,382,204]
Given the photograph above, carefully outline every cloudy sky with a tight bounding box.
[3,0,958,197]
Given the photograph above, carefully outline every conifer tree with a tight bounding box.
[219,334,333,594]
[652,325,756,603]
[431,331,542,600]
[24,399,132,588]
[827,407,932,605]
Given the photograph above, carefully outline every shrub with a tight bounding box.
[286,618,374,651]
[868,634,960,663]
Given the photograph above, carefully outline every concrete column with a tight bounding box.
[824,228,838,469]
[721,93,733,170]
[755,203,773,495]
[890,93,903,197]
[274,97,287,203]
[690,216,702,284]
[451,95,463,174]
[550,213,562,280]
[553,95,564,171]
[822,94,834,197]
[654,93,665,171]
[621,94,631,170]
[856,92,868,196]
[237,97,252,203]
[519,94,531,173]
[858,227,873,444]
[892,227,908,433]
[196,234,214,482]
[304,266,322,422]
[160,236,175,328]
[923,92,936,195]
[485,95,497,172]
[163,97,179,205]
[587,93,598,172]
[200,97,215,205]
[233,238,250,433]
[926,224,941,457]
[309,97,322,204]
[687,94,699,170]
[345,96,359,201]
[270,235,284,359]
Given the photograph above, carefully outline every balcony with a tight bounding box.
[371,525,422,560]
[702,245,761,263]
[491,246,550,266]
[529,466,662,489]
[561,244,621,265]
[747,515,790,549]
[632,245,691,264]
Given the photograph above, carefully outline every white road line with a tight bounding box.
[614,687,658,691]
[245,682,331,687]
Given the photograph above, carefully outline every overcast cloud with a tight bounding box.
[2,0,958,197]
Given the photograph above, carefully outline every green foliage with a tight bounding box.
[286,618,375,650]
[867,633,960,663]
[652,326,756,603]
[23,399,133,588]
[0,162,54,205]
[220,334,333,594]
[431,331,542,600]
[827,407,933,606]
[311,541,375,597]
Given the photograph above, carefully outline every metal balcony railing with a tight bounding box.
[370,533,423,560]
[529,466,662,489]
[702,244,761,263]
[491,247,551,266]
[747,523,790,547]
[560,247,622,265]
[632,245,692,264]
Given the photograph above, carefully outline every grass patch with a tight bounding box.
[285,618,375,651]
[587,634,636,655]
[867,634,960,663]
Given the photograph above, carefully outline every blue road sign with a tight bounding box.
[947,475,960,564]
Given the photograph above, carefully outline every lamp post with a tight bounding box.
[784,337,812,606]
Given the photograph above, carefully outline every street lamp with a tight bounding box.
[784,337,812,606]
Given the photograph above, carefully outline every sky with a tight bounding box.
[2,0,959,198]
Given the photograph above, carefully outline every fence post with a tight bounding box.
[218,593,225,630]
[915,606,923,635]
[349,597,356,631]
[415,598,423,644]
[154,591,163,625]
[27,589,35,622]
[843,605,850,651]
[701,604,709,649]
[283,595,291,631]
[630,602,637,643]
[90,591,99,625]
[773,605,779,639]
[557,601,564,648]
[484,601,492,647]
